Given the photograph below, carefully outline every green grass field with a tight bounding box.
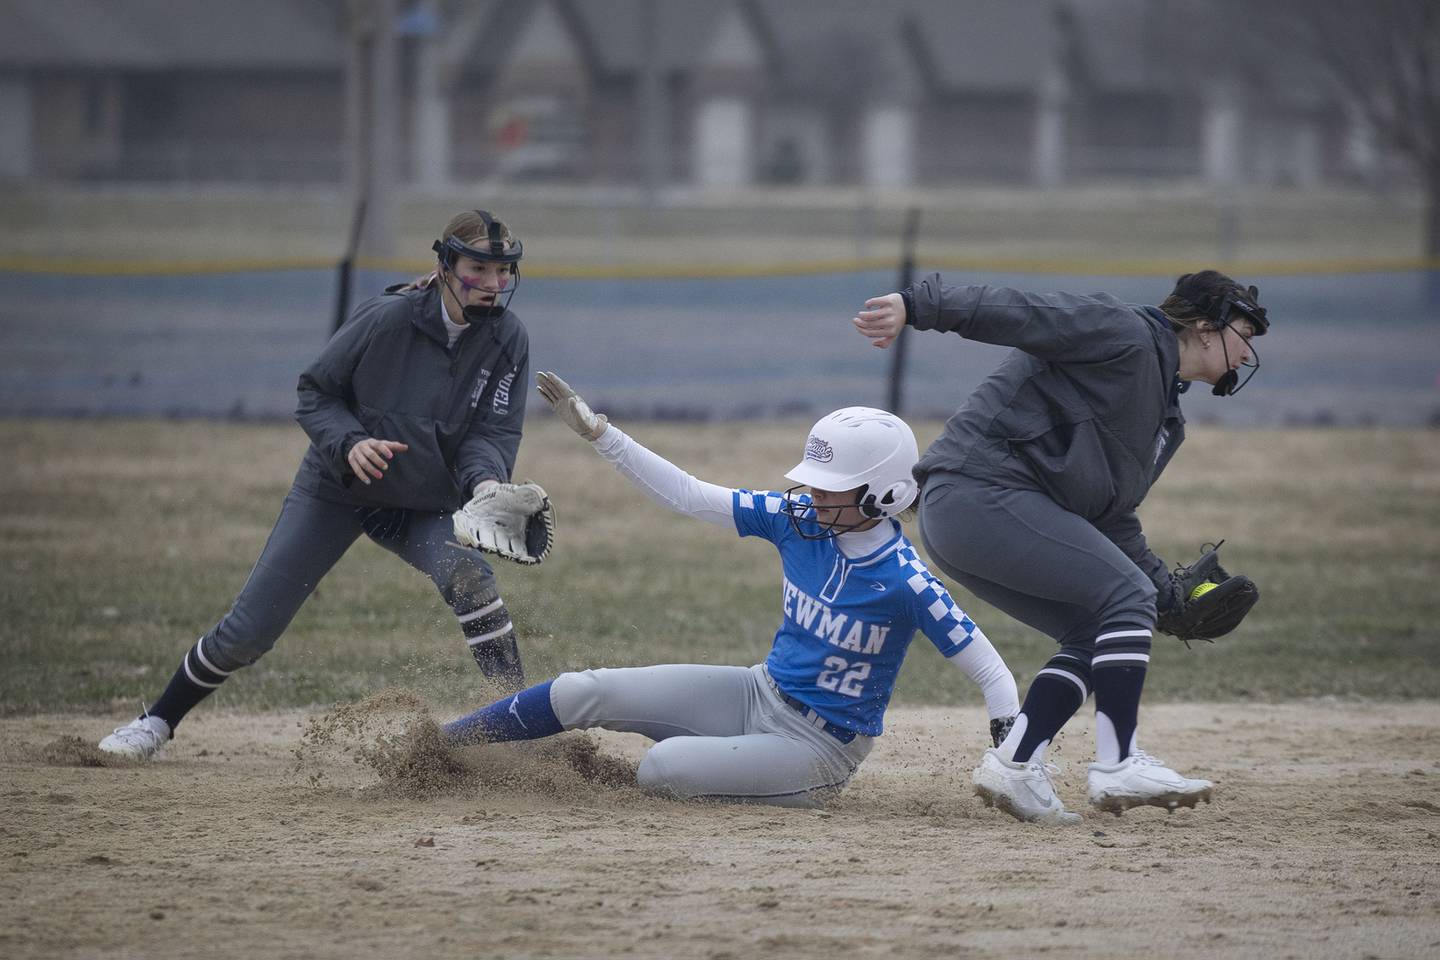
[2,418,1437,716]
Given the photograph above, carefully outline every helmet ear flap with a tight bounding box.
[860,480,916,520]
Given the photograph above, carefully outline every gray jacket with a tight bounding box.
[905,274,1184,588]
[292,284,529,513]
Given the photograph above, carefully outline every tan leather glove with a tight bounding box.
[536,371,609,441]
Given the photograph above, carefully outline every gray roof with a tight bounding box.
[570,0,1053,95]
[1059,0,1180,94]
[0,0,344,69]
[899,0,1059,93]
[0,0,1321,109]
[564,0,1043,98]
[570,0,738,73]
[761,0,919,102]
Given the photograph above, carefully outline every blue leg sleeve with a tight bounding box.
[442,680,563,745]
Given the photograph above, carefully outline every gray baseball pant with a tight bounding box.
[915,473,1157,649]
[201,486,500,672]
[550,663,873,808]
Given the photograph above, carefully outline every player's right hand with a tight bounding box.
[853,292,906,348]
[537,371,609,441]
[347,437,409,484]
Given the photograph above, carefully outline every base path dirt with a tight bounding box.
[2,699,1437,960]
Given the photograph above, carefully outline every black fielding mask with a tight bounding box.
[1170,271,1269,396]
[432,209,523,322]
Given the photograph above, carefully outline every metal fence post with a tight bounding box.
[334,199,368,334]
[886,206,921,414]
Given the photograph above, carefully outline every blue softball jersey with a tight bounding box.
[732,489,988,737]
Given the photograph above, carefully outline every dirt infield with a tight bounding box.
[2,700,1438,960]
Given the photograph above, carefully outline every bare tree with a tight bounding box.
[1243,0,1440,254]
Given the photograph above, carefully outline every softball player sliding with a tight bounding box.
[441,373,1019,808]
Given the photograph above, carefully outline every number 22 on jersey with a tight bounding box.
[816,657,871,698]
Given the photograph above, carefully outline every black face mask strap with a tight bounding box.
[1210,300,1261,396]
[430,235,464,309]
[432,237,453,273]
[476,209,506,258]
[1211,335,1239,396]
[433,211,513,270]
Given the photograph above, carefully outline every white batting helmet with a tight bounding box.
[784,407,919,520]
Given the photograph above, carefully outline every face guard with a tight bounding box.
[780,485,876,541]
[1208,291,1267,396]
[432,209,523,322]
[780,407,920,541]
[1175,277,1269,397]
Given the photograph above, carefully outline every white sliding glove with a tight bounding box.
[536,371,608,441]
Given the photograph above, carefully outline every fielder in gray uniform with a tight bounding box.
[436,373,1021,808]
[99,210,550,759]
[853,270,1271,822]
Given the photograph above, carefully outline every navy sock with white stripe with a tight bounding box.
[442,680,563,745]
[456,589,525,693]
[1002,646,1092,764]
[147,637,233,731]
[1091,625,1152,764]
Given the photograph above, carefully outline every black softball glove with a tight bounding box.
[1155,541,1260,645]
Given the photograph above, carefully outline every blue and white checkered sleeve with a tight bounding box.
[900,549,988,657]
[732,489,792,543]
[897,549,1018,720]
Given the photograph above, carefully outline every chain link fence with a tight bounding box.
[2,264,1437,426]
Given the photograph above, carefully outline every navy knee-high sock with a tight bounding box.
[442,680,563,745]
[1002,648,1092,764]
[455,588,526,693]
[1091,626,1152,764]
[147,638,234,731]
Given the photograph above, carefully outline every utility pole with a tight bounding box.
[344,0,398,262]
[410,0,448,189]
[886,208,921,415]
[638,0,667,209]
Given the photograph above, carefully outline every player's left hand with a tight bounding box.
[853,293,905,348]
[1155,542,1259,645]
[452,481,555,565]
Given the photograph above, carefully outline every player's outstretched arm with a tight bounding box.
[945,633,1020,733]
[535,372,734,528]
[913,575,1020,740]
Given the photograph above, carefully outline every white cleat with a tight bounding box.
[1087,750,1213,815]
[972,748,1081,825]
[98,715,172,760]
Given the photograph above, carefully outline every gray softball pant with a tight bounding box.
[200,486,497,672]
[916,472,1157,650]
[551,663,874,808]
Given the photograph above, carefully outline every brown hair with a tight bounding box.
[1157,293,1214,335]
[400,212,522,292]
[1158,269,1247,336]
[441,210,520,254]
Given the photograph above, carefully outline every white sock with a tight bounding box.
[1095,711,1141,765]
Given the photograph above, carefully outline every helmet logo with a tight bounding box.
[804,436,833,463]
